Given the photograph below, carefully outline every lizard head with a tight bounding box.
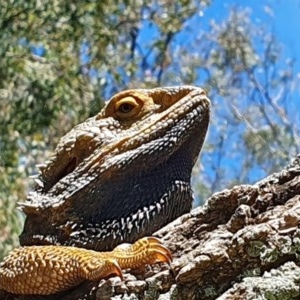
[20,86,210,249]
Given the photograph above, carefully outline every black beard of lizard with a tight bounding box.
[19,86,210,251]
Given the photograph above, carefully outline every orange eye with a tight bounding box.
[103,91,152,121]
[114,96,142,119]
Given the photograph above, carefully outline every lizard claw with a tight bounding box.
[87,258,124,281]
[111,237,172,270]
[139,237,173,265]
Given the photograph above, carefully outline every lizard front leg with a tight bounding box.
[0,237,172,295]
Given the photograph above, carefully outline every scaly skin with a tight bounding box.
[0,86,210,297]
[0,237,171,295]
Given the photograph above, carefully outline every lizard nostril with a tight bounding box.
[161,93,175,107]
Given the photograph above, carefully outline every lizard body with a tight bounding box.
[0,86,210,296]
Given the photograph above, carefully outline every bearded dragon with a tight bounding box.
[0,86,210,296]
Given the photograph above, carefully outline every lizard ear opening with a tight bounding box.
[55,157,77,184]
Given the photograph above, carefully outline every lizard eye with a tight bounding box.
[118,102,134,113]
[114,96,142,119]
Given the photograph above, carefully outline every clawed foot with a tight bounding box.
[0,237,171,295]
[87,237,172,283]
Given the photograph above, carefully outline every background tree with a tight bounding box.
[0,1,298,260]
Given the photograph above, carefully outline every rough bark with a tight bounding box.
[1,155,300,300]
[94,154,300,300]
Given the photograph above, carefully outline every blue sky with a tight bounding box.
[188,1,300,199]
[207,0,300,70]
[139,1,300,86]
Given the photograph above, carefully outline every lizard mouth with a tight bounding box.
[35,86,210,195]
